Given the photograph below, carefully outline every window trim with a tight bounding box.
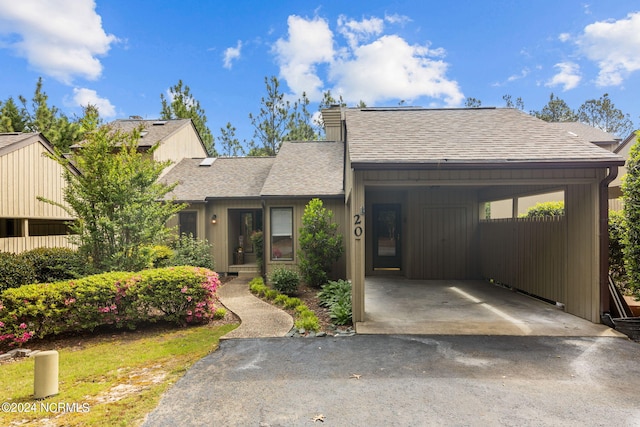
[270,207,294,261]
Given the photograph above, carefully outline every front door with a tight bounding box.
[373,204,402,270]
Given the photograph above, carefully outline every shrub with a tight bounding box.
[0,252,37,292]
[168,234,214,269]
[609,210,627,284]
[269,267,300,295]
[264,289,279,300]
[294,311,320,332]
[273,294,289,306]
[0,266,220,347]
[521,201,565,218]
[148,245,174,268]
[249,277,268,296]
[623,132,640,299]
[283,297,302,309]
[213,307,227,319]
[19,247,88,283]
[298,198,344,287]
[318,280,352,326]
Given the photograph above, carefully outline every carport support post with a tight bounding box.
[350,172,366,323]
[599,166,618,317]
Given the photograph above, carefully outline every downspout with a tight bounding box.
[600,165,619,320]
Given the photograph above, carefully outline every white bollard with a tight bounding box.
[34,350,59,399]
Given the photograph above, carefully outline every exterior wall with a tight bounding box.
[479,217,567,303]
[154,124,207,165]
[565,181,601,322]
[263,197,347,280]
[1,141,72,219]
[0,235,74,253]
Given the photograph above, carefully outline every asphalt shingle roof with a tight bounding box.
[162,157,275,201]
[345,108,624,167]
[110,119,194,147]
[0,132,39,155]
[550,121,620,145]
[260,141,344,197]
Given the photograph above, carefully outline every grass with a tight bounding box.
[0,322,238,426]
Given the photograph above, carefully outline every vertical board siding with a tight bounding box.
[479,216,567,304]
[0,235,75,254]
[1,142,71,219]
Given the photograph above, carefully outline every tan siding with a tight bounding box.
[351,172,366,322]
[479,217,567,303]
[0,142,72,219]
[0,235,75,253]
[565,182,600,322]
[154,124,207,166]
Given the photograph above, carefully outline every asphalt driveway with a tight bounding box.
[143,335,640,426]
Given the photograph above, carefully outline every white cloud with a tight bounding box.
[507,68,530,83]
[0,0,118,84]
[223,41,242,69]
[545,62,581,91]
[384,13,411,25]
[273,15,464,107]
[273,15,335,100]
[558,33,571,42]
[577,12,640,86]
[72,87,116,118]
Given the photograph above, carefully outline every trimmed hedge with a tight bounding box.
[0,266,220,347]
[19,247,88,283]
[0,252,36,292]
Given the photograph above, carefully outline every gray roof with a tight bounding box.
[162,157,276,201]
[345,108,624,167]
[0,132,58,158]
[72,119,206,151]
[550,121,620,146]
[261,141,344,197]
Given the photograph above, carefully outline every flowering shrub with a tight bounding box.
[0,266,220,348]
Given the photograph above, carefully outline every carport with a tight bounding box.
[323,107,625,327]
[356,277,623,336]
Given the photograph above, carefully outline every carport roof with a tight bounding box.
[345,108,625,169]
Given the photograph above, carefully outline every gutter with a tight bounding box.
[350,159,625,170]
[600,165,619,320]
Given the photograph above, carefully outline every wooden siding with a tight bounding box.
[263,198,346,279]
[0,235,75,253]
[154,124,207,165]
[479,217,567,304]
[0,141,72,219]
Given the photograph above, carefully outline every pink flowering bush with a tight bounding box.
[0,266,220,348]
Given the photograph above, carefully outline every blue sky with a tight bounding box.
[0,1,639,149]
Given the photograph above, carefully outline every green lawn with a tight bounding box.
[0,322,237,426]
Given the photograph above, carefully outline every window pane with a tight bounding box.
[271,208,293,260]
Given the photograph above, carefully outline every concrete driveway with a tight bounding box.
[144,334,640,426]
[357,278,623,337]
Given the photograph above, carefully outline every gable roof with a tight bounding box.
[345,108,624,169]
[72,119,207,153]
[162,157,276,202]
[0,132,49,156]
[260,141,344,197]
[550,121,620,148]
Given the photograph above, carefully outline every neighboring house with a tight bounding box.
[491,121,622,217]
[71,118,208,173]
[608,130,639,211]
[0,133,77,253]
[165,107,624,325]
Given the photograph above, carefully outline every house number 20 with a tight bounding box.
[353,214,363,238]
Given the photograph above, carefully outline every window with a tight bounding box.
[271,207,293,260]
[179,212,198,238]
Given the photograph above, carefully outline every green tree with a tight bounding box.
[217,122,245,157]
[248,76,291,156]
[160,80,216,156]
[0,97,28,132]
[577,93,634,137]
[503,94,524,110]
[298,198,344,287]
[622,132,640,299]
[43,124,186,272]
[284,92,317,141]
[465,97,482,108]
[532,93,576,122]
